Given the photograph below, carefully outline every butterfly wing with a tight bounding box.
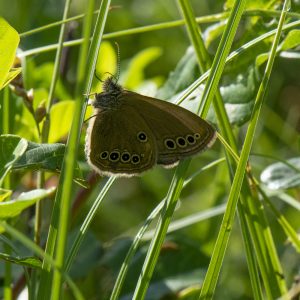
[85,106,157,177]
[123,91,216,166]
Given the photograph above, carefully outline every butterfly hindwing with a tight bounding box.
[85,106,157,176]
[122,91,216,166]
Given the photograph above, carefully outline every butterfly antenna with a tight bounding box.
[94,70,104,83]
[94,41,120,84]
[114,41,121,82]
[84,112,103,123]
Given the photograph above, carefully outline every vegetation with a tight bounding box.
[0,0,299,299]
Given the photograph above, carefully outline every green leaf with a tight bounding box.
[204,22,226,49]
[0,252,42,268]
[33,62,71,100]
[256,30,300,68]
[157,48,257,126]
[14,88,49,142]
[0,18,20,89]
[0,188,12,202]
[123,47,162,89]
[97,41,117,75]
[279,29,300,51]
[13,140,66,171]
[0,187,55,219]
[0,134,28,180]
[92,41,117,93]
[255,52,269,68]
[15,109,39,142]
[1,67,22,89]
[49,100,75,143]
[156,47,199,100]
[31,88,49,111]
[207,67,257,125]
[260,157,300,190]
[7,135,84,182]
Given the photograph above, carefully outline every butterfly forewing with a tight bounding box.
[85,106,157,176]
[122,91,216,166]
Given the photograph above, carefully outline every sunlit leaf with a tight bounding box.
[0,189,12,202]
[279,30,300,51]
[0,17,20,89]
[0,134,28,180]
[92,41,117,93]
[33,62,71,100]
[49,100,75,143]
[123,47,162,89]
[1,67,22,89]
[0,187,55,219]
[260,157,300,190]
[255,53,269,68]
[15,109,39,142]
[257,30,300,68]
[32,88,49,110]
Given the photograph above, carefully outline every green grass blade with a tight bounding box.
[110,158,224,300]
[179,0,263,298]
[50,0,111,299]
[18,17,300,59]
[65,176,116,272]
[110,198,166,300]
[242,187,287,298]
[131,0,246,298]
[196,0,247,117]
[42,0,72,142]
[199,1,290,298]
[74,0,96,98]
[175,19,300,106]
[177,2,262,298]
[238,209,264,300]
[132,159,191,300]
[36,0,73,297]
[63,0,115,274]
[259,187,300,252]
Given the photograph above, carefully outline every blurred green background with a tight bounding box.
[2,0,224,77]
[1,0,300,299]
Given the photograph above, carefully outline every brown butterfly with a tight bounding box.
[85,77,216,177]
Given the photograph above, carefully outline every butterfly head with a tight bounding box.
[102,76,123,94]
[93,76,123,109]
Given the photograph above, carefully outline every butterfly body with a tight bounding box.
[85,77,216,177]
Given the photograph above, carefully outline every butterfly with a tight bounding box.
[85,76,216,177]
